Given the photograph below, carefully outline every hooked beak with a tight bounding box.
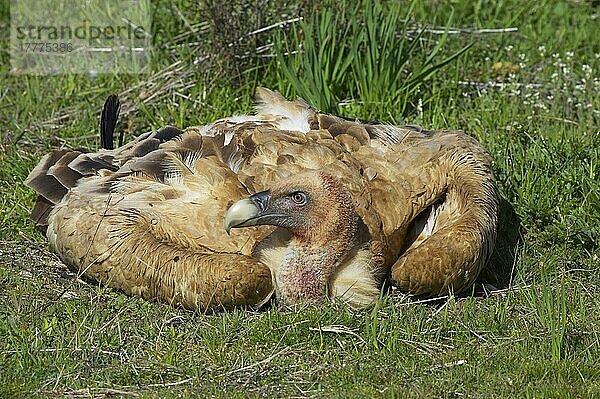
[224,190,283,234]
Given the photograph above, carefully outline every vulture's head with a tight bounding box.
[225,171,358,244]
[224,170,361,305]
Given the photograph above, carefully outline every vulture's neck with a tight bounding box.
[276,199,359,305]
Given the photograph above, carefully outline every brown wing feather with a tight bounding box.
[49,194,273,310]
[41,130,274,311]
[30,195,54,230]
[24,149,72,204]
[46,151,85,189]
[68,152,118,175]
[386,131,498,296]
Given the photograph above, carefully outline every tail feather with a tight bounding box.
[100,94,120,150]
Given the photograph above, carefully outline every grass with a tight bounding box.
[1,0,599,397]
[273,0,471,119]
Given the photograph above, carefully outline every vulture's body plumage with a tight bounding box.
[25,89,498,311]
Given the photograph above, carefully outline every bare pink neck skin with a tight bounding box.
[275,210,358,305]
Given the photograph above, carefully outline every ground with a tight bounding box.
[0,0,598,398]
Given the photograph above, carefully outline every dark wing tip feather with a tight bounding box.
[152,126,184,142]
[68,153,118,176]
[24,149,72,202]
[100,94,120,150]
[46,151,84,189]
[30,195,54,231]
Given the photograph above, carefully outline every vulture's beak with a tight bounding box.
[224,190,284,234]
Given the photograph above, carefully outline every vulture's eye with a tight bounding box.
[289,191,307,206]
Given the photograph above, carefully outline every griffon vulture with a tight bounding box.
[25,88,498,311]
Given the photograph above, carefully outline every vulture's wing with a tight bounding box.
[359,128,498,296]
[26,126,274,311]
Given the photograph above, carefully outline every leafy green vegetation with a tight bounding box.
[1,0,598,397]
[274,0,471,119]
